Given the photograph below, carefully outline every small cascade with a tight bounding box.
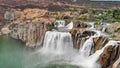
[65,21,73,30]
[89,22,95,29]
[89,40,119,62]
[54,20,65,27]
[54,20,73,32]
[102,23,110,32]
[70,22,120,68]
[71,40,120,68]
[102,27,107,32]
[79,36,94,57]
[79,38,85,49]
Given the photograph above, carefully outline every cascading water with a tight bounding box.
[70,22,119,68]
[54,20,65,27]
[102,23,110,32]
[79,38,85,49]
[41,31,74,54]
[65,21,73,30]
[33,21,119,68]
[79,36,94,57]
[40,20,74,55]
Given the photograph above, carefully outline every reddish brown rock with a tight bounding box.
[112,57,120,68]
[93,36,109,52]
[99,46,113,68]
[9,8,55,47]
[98,44,120,68]
[10,22,51,47]
[69,27,95,48]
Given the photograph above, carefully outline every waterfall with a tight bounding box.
[54,20,65,28]
[89,40,119,62]
[71,40,119,68]
[70,22,114,68]
[35,21,119,68]
[39,20,74,55]
[79,36,94,57]
[102,27,106,32]
[102,23,110,32]
[80,38,85,49]
[65,21,73,30]
[54,20,73,31]
[41,31,74,54]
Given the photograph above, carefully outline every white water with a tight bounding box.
[102,27,106,32]
[65,21,73,30]
[40,31,74,55]
[35,21,119,68]
[54,20,65,27]
[79,38,85,49]
[70,22,119,68]
[79,36,94,57]
[102,23,110,32]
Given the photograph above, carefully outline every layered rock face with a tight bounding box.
[98,43,120,68]
[69,21,95,48]
[70,21,120,68]
[9,8,55,47]
[93,36,109,52]
[10,22,50,47]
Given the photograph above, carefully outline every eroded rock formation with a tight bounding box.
[9,8,55,47]
[93,36,109,52]
[69,21,95,48]
[10,22,50,47]
[98,43,120,68]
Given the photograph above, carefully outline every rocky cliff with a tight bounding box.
[99,43,120,68]
[9,8,55,47]
[69,21,120,68]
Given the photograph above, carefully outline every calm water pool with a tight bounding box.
[0,35,79,68]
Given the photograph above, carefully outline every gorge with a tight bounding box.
[0,19,120,68]
[0,1,120,68]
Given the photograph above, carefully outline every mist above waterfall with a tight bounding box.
[41,31,74,55]
[31,21,120,68]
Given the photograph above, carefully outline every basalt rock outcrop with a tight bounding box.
[98,43,120,68]
[69,21,120,68]
[69,21,95,48]
[9,8,55,47]
[10,22,50,47]
[93,36,109,52]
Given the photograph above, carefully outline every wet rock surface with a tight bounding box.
[69,21,95,48]
[93,36,109,52]
[98,43,120,68]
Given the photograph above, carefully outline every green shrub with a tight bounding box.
[94,20,101,25]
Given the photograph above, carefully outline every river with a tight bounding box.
[0,35,78,68]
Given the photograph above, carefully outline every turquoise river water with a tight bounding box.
[0,35,79,68]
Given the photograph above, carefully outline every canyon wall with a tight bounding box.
[10,22,50,47]
[9,8,55,47]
